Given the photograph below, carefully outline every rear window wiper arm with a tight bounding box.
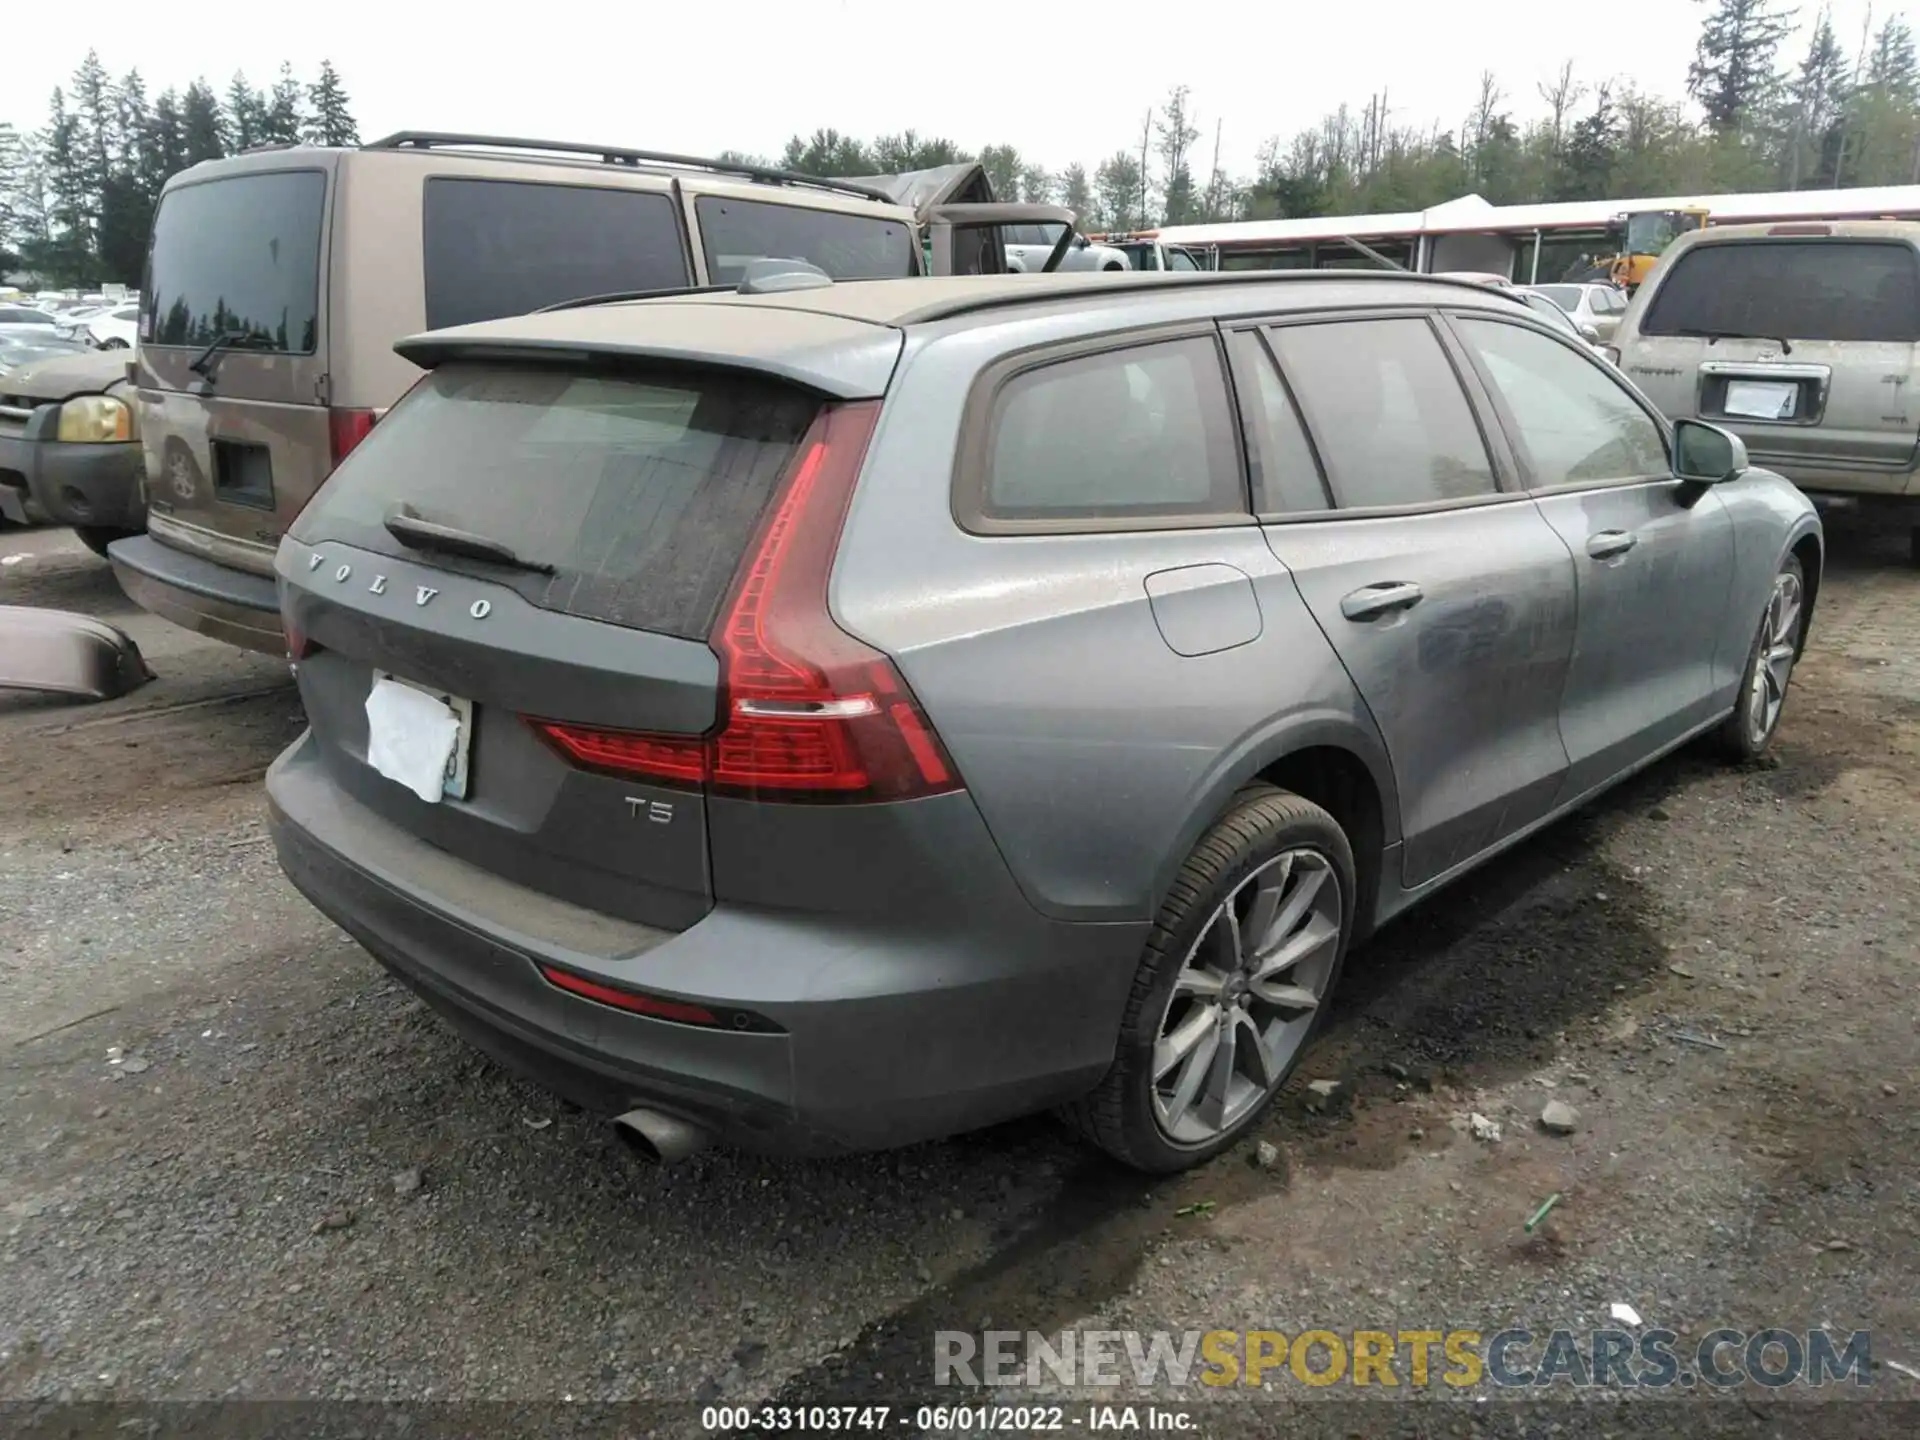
[188,329,257,379]
[383,505,555,575]
[1671,326,1793,355]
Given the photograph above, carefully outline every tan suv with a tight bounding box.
[110,133,1062,651]
[1612,220,1920,562]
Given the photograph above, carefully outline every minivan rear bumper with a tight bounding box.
[108,532,285,653]
[265,733,1141,1155]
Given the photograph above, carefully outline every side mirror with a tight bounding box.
[1673,418,1749,484]
[1071,234,1089,249]
[1577,320,1600,343]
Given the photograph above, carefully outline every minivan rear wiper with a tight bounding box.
[383,505,555,575]
[1672,326,1793,356]
[188,329,257,380]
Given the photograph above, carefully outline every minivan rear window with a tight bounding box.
[291,363,818,639]
[1639,240,1920,344]
[423,179,693,330]
[695,196,916,285]
[146,171,327,352]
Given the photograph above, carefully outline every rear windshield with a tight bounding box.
[291,363,818,639]
[694,196,916,285]
[423,178,693,329]
[1640,240,1920,343]
[1533,285,1582,312]
[146,171,326,352]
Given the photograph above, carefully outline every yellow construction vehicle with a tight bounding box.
[1606,207,1710,291]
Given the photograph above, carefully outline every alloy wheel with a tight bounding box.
[1749,570,1803,746]
[1151,849,1343,1146]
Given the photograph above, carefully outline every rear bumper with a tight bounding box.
[266,733,1141,1155]
[108,532,285,653]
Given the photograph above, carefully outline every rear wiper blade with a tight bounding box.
[1672,326,1793,355]
[188,329,256,378]
[382,505,554,575]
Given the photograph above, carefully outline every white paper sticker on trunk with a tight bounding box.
[1724,380,1798,421]
[365,677,462,803]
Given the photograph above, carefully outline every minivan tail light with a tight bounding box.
[327,407,378,469]
[526,400,964,804]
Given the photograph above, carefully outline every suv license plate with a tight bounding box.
[365,673,475,802]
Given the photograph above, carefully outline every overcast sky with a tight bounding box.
[5,0,1887,180]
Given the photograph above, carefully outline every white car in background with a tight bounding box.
[77,303,140,350]
[1003,223,1132,273]
[1524,282,1630,343]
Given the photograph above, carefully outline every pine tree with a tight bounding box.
[304,61,359,147]
[144,89,188,196]
[974,145,1024,203]
[69,50,116,215]
[1688,0,1794,134]
[224,72,263,152]
[1865,16,1918,101]
[261,63,306,146]
[1783,10,1851,187]
[1560,85,1621,200]
[40,87,99,284]
[1092,151,1143,233]
[1058,163,1093,226]
[0,124,24,270]
[1155,86,1200,225]
[181,81,225,165]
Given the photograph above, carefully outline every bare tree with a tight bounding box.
[1538,60,1587,153]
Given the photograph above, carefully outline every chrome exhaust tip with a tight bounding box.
[611,1107,710,1165]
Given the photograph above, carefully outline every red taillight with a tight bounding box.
[327,407,378,469]
[525,400,963,805]
[534,724,706,787]
[284,619,313,662]
[537,964,719,1026]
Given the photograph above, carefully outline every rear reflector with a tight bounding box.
[537,963,782,1033]
[537,964,719,1026]
[527,399,964,805]
[328,407,378,469]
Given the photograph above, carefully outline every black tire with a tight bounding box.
[99,338,129,350]
[74,525,138,558]
[1715,554,1806,761]
[1909,526,1919,569]
[1062,784,1356,1172]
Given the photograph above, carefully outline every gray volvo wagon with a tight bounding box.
[265,270,1821,1172]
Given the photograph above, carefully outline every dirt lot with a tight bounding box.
[2,519,1916,1437]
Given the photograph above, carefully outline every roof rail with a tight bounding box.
[893,267,1515,326]
[362,132,898,205]
[534,284,736,314]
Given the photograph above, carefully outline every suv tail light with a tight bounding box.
[328,407,378,469]
[530,400,963,804]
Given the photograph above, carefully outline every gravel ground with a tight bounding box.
[2,520,1916,1439]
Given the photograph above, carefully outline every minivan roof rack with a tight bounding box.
[362,132,898,206]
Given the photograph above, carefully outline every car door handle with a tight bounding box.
[1586,530,1638,560]
[1339,582,1425,621]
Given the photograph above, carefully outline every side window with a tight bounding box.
[1168,248,1201,272]
[1224,328,1329,515]
[1456,317,1669,488]
[982,336,1244,524]
[422,179,690,330]
[1268,317,1497,508]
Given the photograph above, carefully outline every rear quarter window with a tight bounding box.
[422,178,692,330]
[1640,240,1920,343]
[290,362,818,639]
[970,335,1245,528]
[694,196,916,284]
[145,170,327,352]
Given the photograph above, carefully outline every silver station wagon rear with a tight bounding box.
[267,271,1821,1172]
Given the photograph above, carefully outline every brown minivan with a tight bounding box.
[110,134,1062,652]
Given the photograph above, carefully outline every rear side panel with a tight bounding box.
[136,159,339,570]
[828,315,1387,924]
